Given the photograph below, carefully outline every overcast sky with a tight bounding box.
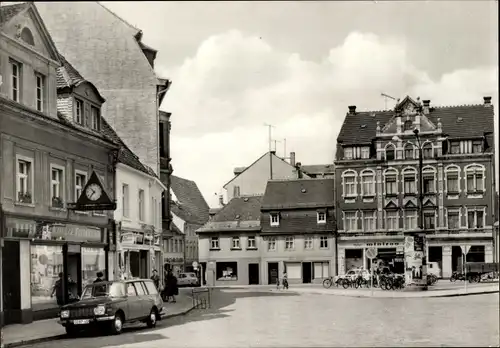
[102,1,498,208]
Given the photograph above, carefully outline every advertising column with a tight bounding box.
[404,234,427,289]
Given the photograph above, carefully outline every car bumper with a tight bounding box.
[58,316,115,326]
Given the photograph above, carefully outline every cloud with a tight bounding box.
[159,31,498,207]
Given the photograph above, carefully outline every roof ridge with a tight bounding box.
[97,2,141,34]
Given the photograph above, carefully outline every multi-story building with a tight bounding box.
[0,3,119,324]
[197,195,263,286]
[335,96,496,278]
[260,178,336,284]
[101,121,165,281]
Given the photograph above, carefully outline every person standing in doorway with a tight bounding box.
[51,272,64,306]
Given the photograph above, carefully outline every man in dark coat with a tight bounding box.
[164,271,178,303]
[94,271,104,283]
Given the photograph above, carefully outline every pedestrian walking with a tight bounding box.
[151,269,161,290]
[163,271,178,302]
[50,272,64,306]
[282,272,289,290]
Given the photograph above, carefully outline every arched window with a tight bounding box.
[20,27,35,46]
[385,143,395,161]
[422,166,436,194]
[402,167,417,195]
[404,120,413,131]
[445,165,460,194]
[422,142,433,159]
[383,168,398,196]
[360,169,376,197]
[404,143,415,159]
[342,170,357,198]
[465,164,485,193]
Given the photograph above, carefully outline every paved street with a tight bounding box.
[24,288,499,348]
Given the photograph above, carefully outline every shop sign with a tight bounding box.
[50,224,102,242]
[414,235,425,252]
[6,218,36,238]
[121,233,136,244]
[351,242,402,248]
[164,257,184,263]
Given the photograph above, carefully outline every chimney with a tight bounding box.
[295,162,303,179]
[422,100,430,114]
[348,105,356,114]
[219,195,225,207]
[484,96,492,107]
[290,152,296,167]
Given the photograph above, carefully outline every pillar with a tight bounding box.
[485,245,493,263]
[337,248,345,275]
[442,245,452,278]
[362,248,367,270]
[19,240,32,323]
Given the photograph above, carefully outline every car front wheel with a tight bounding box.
[147,308,158,328]
[109,313,124,335]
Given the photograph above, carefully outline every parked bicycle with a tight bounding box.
[427,274,438,286]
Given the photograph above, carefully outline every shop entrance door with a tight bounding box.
[248,263,259,285]
[3,241,21,324]
[63,244,82,304]
[268,262,279,285]
[302,262,312,283]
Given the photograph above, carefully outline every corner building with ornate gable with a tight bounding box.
[334,96,496,278]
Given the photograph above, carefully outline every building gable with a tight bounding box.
[1,3,60,62]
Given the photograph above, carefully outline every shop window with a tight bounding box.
[216,261,237,281]
[30,245,63,311]
[466,245,485,263]
[81,247,106,288]
[313,262,330,279]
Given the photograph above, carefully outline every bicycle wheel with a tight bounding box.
[323,278,332,289]
[385,280,393,290]
[342,279,350,289]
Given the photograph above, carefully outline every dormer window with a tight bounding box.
[91,106,100,131]
[385,144,395,161]
[344,147,353,159]
[75,98,84,125]
[404,120,413,131]
[270,213,280,227]
[35,73,45,112]
[317,211,326,224]
[472,140,483,153]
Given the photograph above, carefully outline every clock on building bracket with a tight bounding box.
[67,170,116,211]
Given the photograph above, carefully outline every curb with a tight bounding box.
[293,288,499,299]
[3,304,196,348]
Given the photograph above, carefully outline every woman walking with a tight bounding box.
[163,271,178,302]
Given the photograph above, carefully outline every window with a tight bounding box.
[144,280,158,295]
[122,184,129,217]
[384,170,397,195]
[285,237,295,250]
[344,147,353,159]
[450,142,460,154]
[126,283,137,296]
[403,170,417,195]
[313,262,330,279]
[20,27,35,45]
[17,158,32,203]
[423,143,433,159]
[267,237,276,251]
[75,98,84,125]
[270,213,279,226]
[363,211,376,232]
[344,211,357,232]
[361,170,375,197]
[138,189,145,221]
[304,236,313,249]
[386,211,399,230]
[465,165,485,193]
[320,236,328,249]
[385,144,395,161]
[404,120,413,131]
[247,236,256,249]
[317,211,326,224]
[216,262,237,281]
[447,211,460,229]
[472,141,483,153]
[91,106,100,130]
[159,122,166,158]
[404,210,418,230]
[467,208,485,229]
[445,166,460,194]
[423,167,436,194]
[10,59,21,102]
[361,147,370,159]
[210,237,220,249]
[30,245,63,311]
[51,166,64,208]
[35,73,45,112]
[404,144,415,159]
[134,282,146,295]
[342,171,357,197]
[424,212,436,230]
[231,237,241,249]
[75,171,87,200]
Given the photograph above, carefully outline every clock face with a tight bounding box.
[85,183,102,201]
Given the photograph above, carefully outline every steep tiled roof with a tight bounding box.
[337,101,495,144]
[0,3,28,26]
[101,119,156,178]
[170,175,210,225]
[197,196,263,233]
[261,178,335,210]
[56,55,86,89]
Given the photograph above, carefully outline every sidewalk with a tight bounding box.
[287,282,499,298]
[2,294,194,348]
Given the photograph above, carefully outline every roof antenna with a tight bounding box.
[381,93,396,110]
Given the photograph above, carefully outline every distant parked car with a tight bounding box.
[58,279,164,336]
[177,272,200,287]
[345,268,370,281]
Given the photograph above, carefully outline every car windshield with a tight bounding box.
[81,282,125,299]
